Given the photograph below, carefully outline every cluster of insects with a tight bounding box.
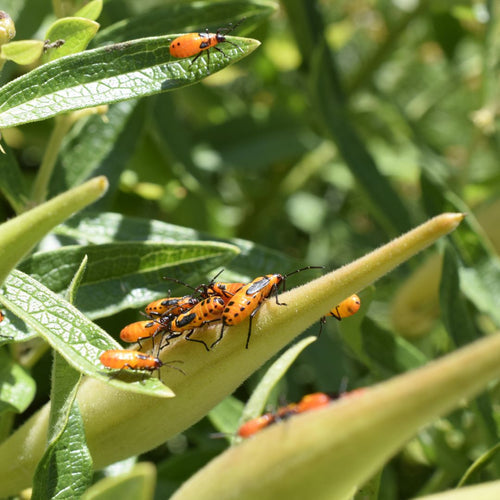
[99,268,361,376]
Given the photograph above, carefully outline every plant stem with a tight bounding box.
[31,114,73,206]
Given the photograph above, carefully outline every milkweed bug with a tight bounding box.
[99,349,185,378]
[120,320,165,345]
[237,392,336,439]
[0,311,3,322]
[145,295,199,318]
[163,295,227,351]
[169,19,245,70]
[214,266,323,349]
[319,294,361,336]
[100,349,163,372]
[328,294,361,321]
[237,413,276,439]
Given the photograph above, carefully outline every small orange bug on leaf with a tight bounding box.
[100,349,163,372]
[169,19,245,71]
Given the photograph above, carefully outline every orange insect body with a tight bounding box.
[295,392,333,413]
[161,296,227,351]
[170,296,226,332]
[170,32,221,59]
[205,281,245,301]
[237,413,275,439]
[99,349,162,371]
[120,320,163,343]
[169,20,244,69]
[145,296,198,317]
[215,266,322,349]
[238,392,336,439]
[328,294,361,321]
[222,274,284,327]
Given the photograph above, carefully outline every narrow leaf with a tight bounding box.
[19,241,239,319]
[241,336,316,422]
[32,354,92,500]
[53,212,298,278]
[0,35,260,127]
[0,270,173,398]
[81,462,156,500]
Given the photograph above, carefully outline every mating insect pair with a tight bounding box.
[237,389,366,439]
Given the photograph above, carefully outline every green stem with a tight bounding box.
[31,114,73,206]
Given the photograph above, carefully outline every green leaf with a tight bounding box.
[457,442,500,488]
[66,255,88,304]
[0,142,28,213]
[0,270,172,398]
[53,212,299,279]
[19,241,240,319]
[0,35,260,127]
[93,0,277,45]
[0,39,44,65]
[0,348,36,415]
[75,0,103,21]
[32,354,92,500]
[240,336,317,423]
[0,176,108,286]
[208,396,244,437]
[82,462,156,500]
[42,17,100,62]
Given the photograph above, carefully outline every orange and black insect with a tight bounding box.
[145,295,199,318]
[169,19,244,69]
[0,311,3,322]
[100,349,163,372]
[237,392,337,439]
[328,294,361,321]
[163,295,227,351]
[214,266,322,349]
[120,320,165,346]
[319,294,361,336]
